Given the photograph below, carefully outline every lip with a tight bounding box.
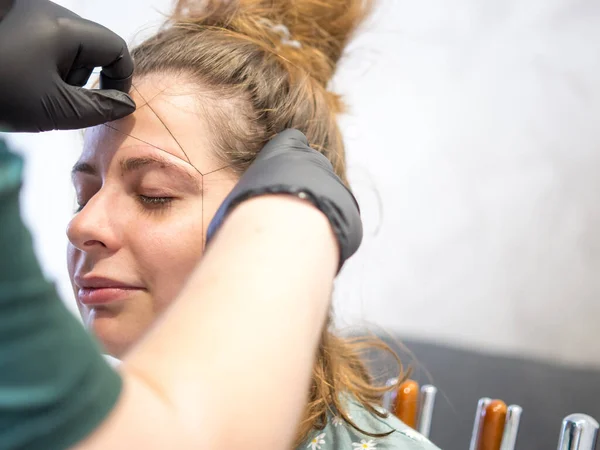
[75,275,144,306]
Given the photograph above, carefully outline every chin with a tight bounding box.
[87,313,141,358]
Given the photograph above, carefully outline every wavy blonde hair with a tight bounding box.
[131,0,406,445]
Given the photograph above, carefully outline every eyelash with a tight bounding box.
[75,195,174,213]
[138,195,174,211]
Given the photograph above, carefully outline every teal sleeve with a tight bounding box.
[0,139,122,450]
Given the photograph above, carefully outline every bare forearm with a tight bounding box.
[81,195,338,448]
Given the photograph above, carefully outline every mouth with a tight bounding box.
[78,287,144,306]
[75,275,144,306]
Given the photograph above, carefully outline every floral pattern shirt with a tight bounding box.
[299,397,441,450]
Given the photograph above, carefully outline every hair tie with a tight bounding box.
[258,18,302,49]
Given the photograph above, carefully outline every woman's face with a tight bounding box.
[67,75,238,357]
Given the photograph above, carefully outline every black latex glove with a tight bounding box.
[207,129,363,271]
[0,0,136,132]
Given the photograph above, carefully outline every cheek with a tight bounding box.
[133,204,205,309]
[127,179,237,312]
[66,243,79,286]
[66,243,91,320]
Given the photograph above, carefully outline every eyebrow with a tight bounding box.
[71,155,201,193]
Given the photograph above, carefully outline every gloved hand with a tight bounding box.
[0,0,136,132]
[207,129,363,271]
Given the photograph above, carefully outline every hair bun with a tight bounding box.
[169,0,373,86]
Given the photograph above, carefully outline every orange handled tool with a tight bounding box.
[478,400,507,450]
[393,380,420,429]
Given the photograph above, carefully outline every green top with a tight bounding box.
[300,397,440,450]
[0,139,122,449]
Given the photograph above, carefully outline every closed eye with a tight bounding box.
[138,195,175,210]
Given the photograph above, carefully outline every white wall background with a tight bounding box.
[6,0,600,368]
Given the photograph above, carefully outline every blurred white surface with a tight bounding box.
[6,0,600,367]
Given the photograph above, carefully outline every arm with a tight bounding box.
[78,195,338,449]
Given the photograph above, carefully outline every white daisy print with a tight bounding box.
[307,432,326,450]
[352,439,378,450]
[331,415,343,427]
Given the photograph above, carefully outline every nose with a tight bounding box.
[66,190,120,254]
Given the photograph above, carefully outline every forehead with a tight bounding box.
[82,75,226,175]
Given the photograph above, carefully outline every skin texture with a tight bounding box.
[67,75,238,357]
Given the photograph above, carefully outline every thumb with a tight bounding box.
[53,82,136,130]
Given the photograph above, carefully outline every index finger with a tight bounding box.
[65,17,134,92]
